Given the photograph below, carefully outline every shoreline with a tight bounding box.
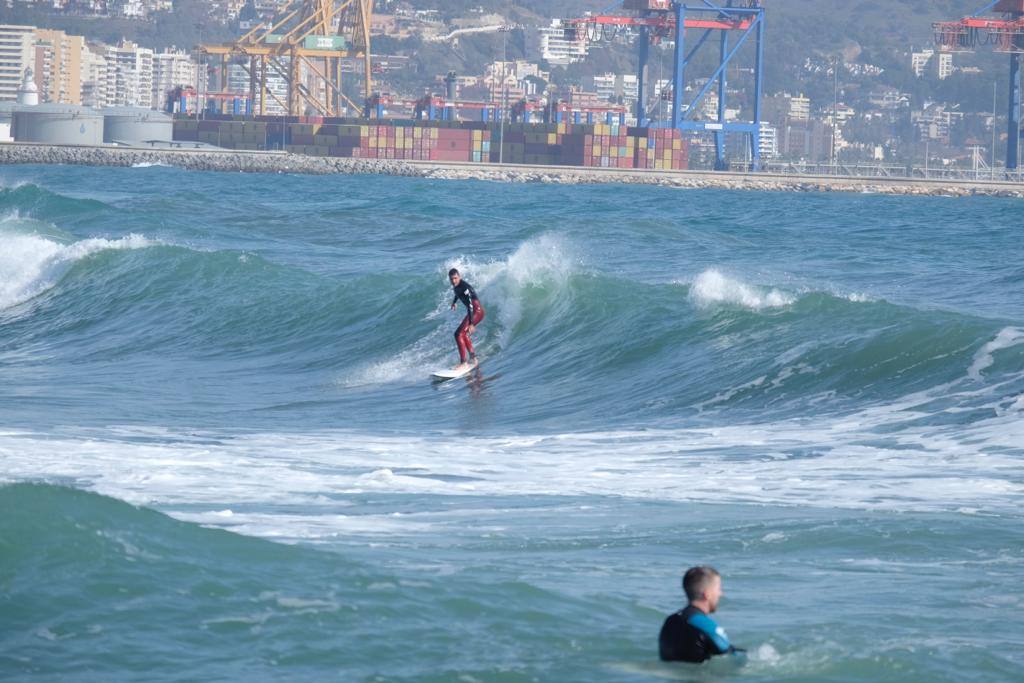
[2,142,1023,197]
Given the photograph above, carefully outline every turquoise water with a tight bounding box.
[1,165,1022,681]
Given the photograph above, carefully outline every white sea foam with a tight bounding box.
[2,376,1022,543]
[447,232,580,345]
[343,234,581,385]
[967,327,1024,380]
[686,269,796,310]
[342,335,450,386]
[0,228,155,310]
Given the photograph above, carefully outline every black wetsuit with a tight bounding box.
[451,280,484,363]
[451,280,478,317]
[658,605,736,663]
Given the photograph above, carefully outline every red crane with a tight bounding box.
[934,0,1024,172]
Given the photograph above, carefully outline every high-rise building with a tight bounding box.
[0,25,35,102]
[911,49,954,79]
[936,52,954,80]
[911,49,934,77]
[226,62,287,114]
[33,28,86,104]
[152,49,199,109]
[105,40,154,107]
[539,20,588,65]
[592,73,639,105]
[759,122,778,159]
[81,43,109,107]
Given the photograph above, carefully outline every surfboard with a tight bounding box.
[431,361,478,382]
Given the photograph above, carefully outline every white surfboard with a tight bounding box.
[431,361,478,382]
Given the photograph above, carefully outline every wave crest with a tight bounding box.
[0,227,156,310]
[687,268,796,310]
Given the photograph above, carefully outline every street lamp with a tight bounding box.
[831,55,840,173]
[497,25,512,164]
[992,81,997,181]
[195,23,204,119]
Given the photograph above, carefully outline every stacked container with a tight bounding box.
[635,127,687,170]
[171,115,686,170]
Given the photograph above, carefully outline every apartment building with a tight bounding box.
[912,49,954,80]
[152,49,198,110]
[0,25,35,102]
[538,19,588,65]
[105,40,153,107]
[34,28,85,104]
[81,43,108,107]
[593,72,638,105]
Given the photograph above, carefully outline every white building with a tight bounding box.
[937,52,954,79]
[227,62,287,114]
[788,94,810,122]
[152,50,199,110]
[759,121,777,159]
[912,49,954,80]
[105,40,154,108]
[911,49,933,77]
[539,19,588,65]
[593,72,638,105]
[81,43,108,108]
[0,25,35,102]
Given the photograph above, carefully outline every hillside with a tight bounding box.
[2,0,1006,111]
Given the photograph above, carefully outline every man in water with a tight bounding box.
[659,565,744,663]
[448,268,485,370]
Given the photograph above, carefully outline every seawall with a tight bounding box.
[2,142,1023,198]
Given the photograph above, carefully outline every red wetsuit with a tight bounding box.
[452,280,485,363]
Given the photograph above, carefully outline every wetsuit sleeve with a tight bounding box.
[686,613,732,655]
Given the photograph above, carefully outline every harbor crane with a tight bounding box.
[200,0,374,117]
[934,0,1024,172]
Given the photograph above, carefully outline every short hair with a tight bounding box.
[683,566,720,601]
[448,268,460,277]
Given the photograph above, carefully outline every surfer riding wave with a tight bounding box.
[449,268,485,370]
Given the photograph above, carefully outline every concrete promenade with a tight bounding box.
[2,142,1022,198]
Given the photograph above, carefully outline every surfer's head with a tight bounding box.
[448,268,461,286]
[683,566,722,613]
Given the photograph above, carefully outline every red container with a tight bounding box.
[434,149,470,161]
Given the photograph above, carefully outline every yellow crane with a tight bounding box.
[201,0,374,117]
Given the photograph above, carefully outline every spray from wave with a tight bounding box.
[344,234,582,385]
[0,222,156,310]
[685,268,796,310]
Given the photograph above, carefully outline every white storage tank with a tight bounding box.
[12,104,104,145]
[103,107,173,145]
[0,102,14,142]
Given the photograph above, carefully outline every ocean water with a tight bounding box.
[1,165,1022,682]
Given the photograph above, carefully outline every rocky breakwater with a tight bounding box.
[0,143,417,177]
[2,143,1022,198]
[419,165,1024,198]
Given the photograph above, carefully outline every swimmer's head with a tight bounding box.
[683,566,723,613]
[448,268,461,286]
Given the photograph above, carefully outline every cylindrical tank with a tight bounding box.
[102,107,173,145]
[12,104,104,145]
[0,102,14,142]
